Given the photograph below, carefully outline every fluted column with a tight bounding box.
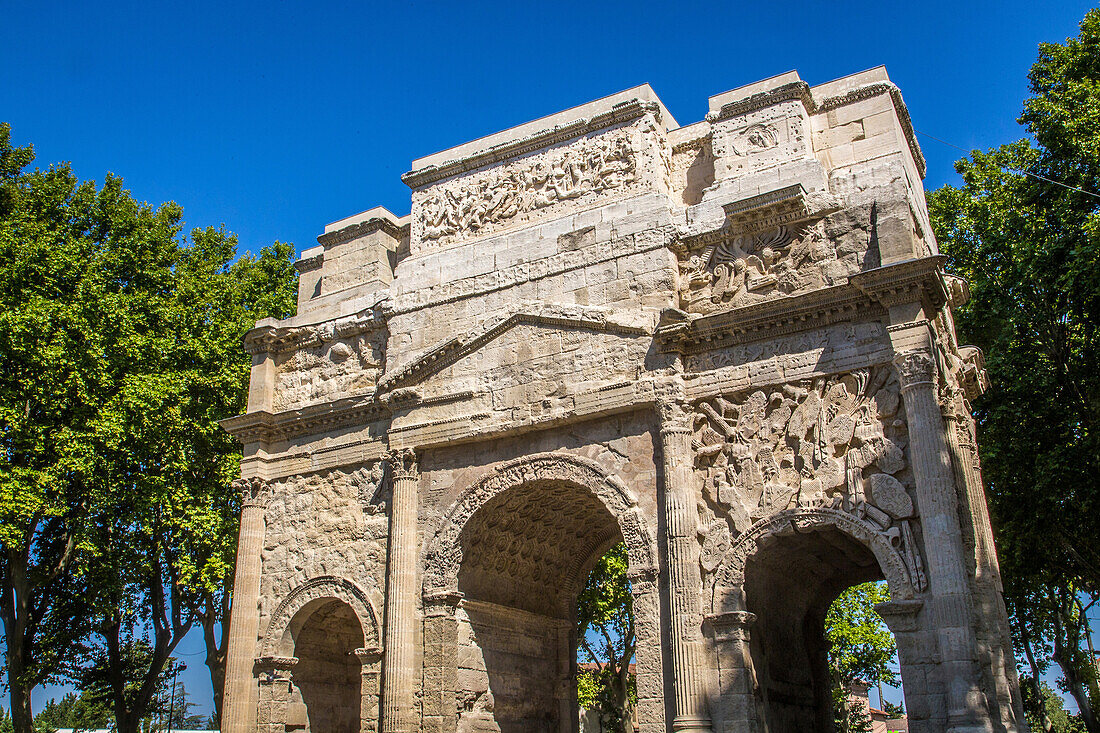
[893,350,993,733]
[223,477,273,733]
[656,389,713,732]
[382,449,420,733]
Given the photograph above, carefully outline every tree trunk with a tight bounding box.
[6,655,33,733]
[1052,598,1099,733]
[200,585,230,727]
[1020,624,1054,732]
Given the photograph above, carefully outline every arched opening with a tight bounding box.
[743,524,890,732]
[455,479,622,733]
[287,599,364,733]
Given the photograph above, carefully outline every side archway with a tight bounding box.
[423,452,659,593]
[258,577,383,733]
[262,575,382,658]
[711,506,919,615]
[706,507,925,733]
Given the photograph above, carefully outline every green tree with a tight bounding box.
[0,123,296,733]
[32,691,111,732]
[825,582,898,733]
[575,543,635,733]
[928,10,1100,730]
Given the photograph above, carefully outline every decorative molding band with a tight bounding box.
[656,284,881,354]
[389,221,670,316]
[316,216,406,247]
[402,99,662,189]
[706,81,813,123]
[220,393,390,444]
[657,256,948,355]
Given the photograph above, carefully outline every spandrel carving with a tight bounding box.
[416,128,638,246]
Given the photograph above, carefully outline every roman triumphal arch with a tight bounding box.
[221,69,1029,732]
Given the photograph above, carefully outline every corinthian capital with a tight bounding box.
[232,476,272,508]
[892,349,937,391]
[386,448,419,480]
[655,386,692,436]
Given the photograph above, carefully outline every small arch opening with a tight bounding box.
[287,599,364,733]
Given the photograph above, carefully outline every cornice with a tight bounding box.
[243,308,387,355]
[220,393,390,444]
[706,81,813,123]
[849,255,948,311]
[401,99,662,189]
[657,256,948,354]
[316,216,407,247]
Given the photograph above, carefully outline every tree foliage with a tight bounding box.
[825,582,898,733]
[0,122,297,733]
[928,9,1100,730]
[575,543,635,733]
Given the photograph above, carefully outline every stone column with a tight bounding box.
[421,591,463,733]
[223,477,272,733]
[382,449,420,733]
[704,611,760,732]
[892,350,993,733]
[944,402,1026,731]
[656,391,713,733]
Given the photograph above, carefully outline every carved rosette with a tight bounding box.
[892,349,936,392]
[233,477,273,509]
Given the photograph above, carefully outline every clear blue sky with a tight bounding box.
[3,0,1097,720]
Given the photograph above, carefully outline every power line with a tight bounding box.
[916,129,1100,201]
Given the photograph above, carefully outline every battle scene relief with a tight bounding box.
[692,366,927,591]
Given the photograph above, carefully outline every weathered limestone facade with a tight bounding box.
[221,68,1028,733]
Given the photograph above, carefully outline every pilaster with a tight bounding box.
[703,612,760,732]
[421,591,463,733]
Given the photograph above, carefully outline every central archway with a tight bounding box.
[422,453,661,733]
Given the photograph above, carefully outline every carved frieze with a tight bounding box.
[415,127,639,247]
[692,367,927,592]
[272,330,386,412]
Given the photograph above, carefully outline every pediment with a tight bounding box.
[377,305,655,394]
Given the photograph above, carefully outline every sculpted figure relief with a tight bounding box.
[418,129,637,245]
[693,366,927,591]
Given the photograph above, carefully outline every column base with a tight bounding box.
[672,716,713,732]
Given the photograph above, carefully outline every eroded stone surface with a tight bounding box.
[221,69,1027,733]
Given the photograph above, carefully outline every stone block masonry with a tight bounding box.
[220,68,1028,733]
